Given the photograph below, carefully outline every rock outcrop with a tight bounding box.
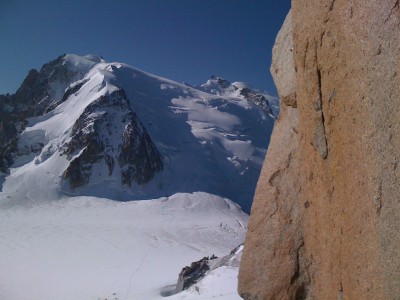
[172,244,243,296]
[200,76,277,118]
[62,89,163,188]
[175,256,212,293]
[239,1,400,299]
[0,54,91,173]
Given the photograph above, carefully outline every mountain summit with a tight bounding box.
[0,54,277,212]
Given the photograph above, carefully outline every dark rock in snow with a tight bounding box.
[13,55,78,117]
[239,87,274,117]
[175,256,212,293]
[173,244,243,295]
[0,54,86,174]
[63,89,163,188]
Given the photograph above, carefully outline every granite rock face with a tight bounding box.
[239,1,400,299]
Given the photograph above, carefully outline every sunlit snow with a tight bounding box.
[0,193,246,300]
[1,54,275,212]
[0,54,277,299]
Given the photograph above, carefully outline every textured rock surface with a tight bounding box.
[239,11,307,299]
[172,244,243,296]
[63,89,163,188]
[175,256,212,293]
[239,1,400,299]
[0,55,85,173]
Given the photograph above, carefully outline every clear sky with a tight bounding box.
[0,0,291,96]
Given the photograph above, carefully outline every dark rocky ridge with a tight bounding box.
[201,76,277,118]
[239,87,274,117]
[12,54,79,117]
[0,54,82,173]
[62,89,163,188]
[0,56,73,173]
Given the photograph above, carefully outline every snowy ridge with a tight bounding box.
[200,76,279,118]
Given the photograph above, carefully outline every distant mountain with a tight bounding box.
[199,76,279,118]
[0,54,277,212]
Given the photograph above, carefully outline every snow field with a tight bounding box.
[0,192,247,300]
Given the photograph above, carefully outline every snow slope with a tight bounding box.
[0,192,247,300]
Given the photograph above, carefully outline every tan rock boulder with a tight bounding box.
[239,1,400,299]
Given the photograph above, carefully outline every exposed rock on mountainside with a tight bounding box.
[175,256,213,293]
[12,54,87,117]
[62,89,163,188]
[239,1,400,299]
[200,76,278,118]
[169,244,244,297]
[239,87,274,117]
[0,54,96,173]
[0,94,20,173]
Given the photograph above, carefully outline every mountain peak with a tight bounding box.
[201,76,234,93]
[199,76,279,118]
[62,53,105,70]
[0,54,276,212]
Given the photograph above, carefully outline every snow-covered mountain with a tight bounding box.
[199,76,279,118]
[0,54,278,299]
[0,54,277,212]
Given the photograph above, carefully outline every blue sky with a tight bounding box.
[0,0,290,96]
